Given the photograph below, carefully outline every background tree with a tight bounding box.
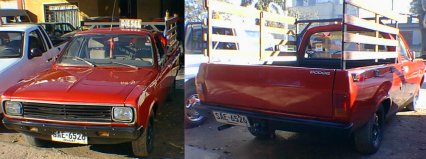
[411,0,426,57]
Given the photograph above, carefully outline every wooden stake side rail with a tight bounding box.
[343,0,402,62]
[207,0,297,63]
[344,51,398,60]
[343,33,398,46]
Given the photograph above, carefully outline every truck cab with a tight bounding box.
[1,18,181,157]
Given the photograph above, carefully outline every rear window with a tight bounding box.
[0,31,23,58]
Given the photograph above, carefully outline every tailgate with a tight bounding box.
[197,64,336,118]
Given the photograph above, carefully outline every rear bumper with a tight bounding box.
[2,118,142,144]
[200,103,353,135]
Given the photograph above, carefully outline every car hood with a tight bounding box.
[10,67,156,104]
[0,58,20,74]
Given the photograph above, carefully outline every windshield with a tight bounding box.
[57,34,154,67]
[0,31,23,58]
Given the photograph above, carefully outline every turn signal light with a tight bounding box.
[29,127,38,132]
[97,131,110,137]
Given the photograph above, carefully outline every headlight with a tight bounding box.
[112,107,134,122]
[4,101,23,116]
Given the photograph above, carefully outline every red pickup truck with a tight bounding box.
[196,0,425,154]
[1,18,181,157]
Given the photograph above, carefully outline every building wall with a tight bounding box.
[0,0,18,9]
[97,0,120,17]
[138,0,161,21]
[23,0,98,23]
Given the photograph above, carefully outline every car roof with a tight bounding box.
[0,23,38,32]
[76,27,155,36]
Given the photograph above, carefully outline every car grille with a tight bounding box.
[22,102,113,122]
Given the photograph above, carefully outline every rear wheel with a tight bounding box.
[248,121,275,139]
[354,106,384,154]
[184,94,206,128]
[25,135,48,147]
[132,112,155,157]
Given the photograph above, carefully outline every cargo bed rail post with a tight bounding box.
[341,0,405,69]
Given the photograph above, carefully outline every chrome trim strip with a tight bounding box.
[10,99,124,107]
[3,114,135,126]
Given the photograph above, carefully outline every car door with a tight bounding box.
[397,35,419,103]
[24,29,52,78]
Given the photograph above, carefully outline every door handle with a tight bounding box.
[46,58,53,62]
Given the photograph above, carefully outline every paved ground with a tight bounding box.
[0,70,184,159]
[185,80,426,159]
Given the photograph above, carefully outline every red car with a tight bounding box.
[1,25,181,157]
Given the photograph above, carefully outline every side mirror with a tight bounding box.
[29,48,43,59]
[413,51,422,59]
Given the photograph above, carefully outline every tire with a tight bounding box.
[25,135,48,147]
[248,121,275,139]
[406,88,419,111]
[132,112,155,157]
[184,94,206,128]
[354,106,384,154]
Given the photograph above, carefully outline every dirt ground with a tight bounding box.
[0,70,184,159]
[185,81,426,159]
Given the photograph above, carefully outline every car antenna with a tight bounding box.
[110,0,117,31]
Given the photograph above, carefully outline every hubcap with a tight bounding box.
[185,94,204,122]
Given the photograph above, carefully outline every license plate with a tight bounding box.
[51,131,88,144]
[213,111,250,127]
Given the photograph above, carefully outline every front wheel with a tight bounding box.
[406,88,419,111]
[353,107,384,154]
[132,112,155,157]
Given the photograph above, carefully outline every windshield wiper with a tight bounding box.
[73,56,96,67]
[111,61,138,69]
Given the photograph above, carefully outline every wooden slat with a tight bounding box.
[166,17,178,25]
[211,19,259,31]
[344,15,399,34]
[211,35,239,43]
[82,22,119,26]
[264,56,297,61]
[263,39,296,46]
[344,51,398,60]
[344,33,398,46]
[345,0,405,21]
[141,22,164,26]
[210,1,260,18]
[166,26,177,35]
[262,12,296,24]
[264,27,294,35]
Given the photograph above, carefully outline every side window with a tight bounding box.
[398,37,410,61]
[37,26,52,49]
[28,30,47,53]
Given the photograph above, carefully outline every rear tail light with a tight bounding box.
[333,93,349,118]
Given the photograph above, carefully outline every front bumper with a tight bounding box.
[3,118,143,144]
[200,103,353,135]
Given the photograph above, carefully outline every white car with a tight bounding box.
[0,24,66,113]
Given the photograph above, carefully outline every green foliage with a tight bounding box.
[410,0,423,15]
